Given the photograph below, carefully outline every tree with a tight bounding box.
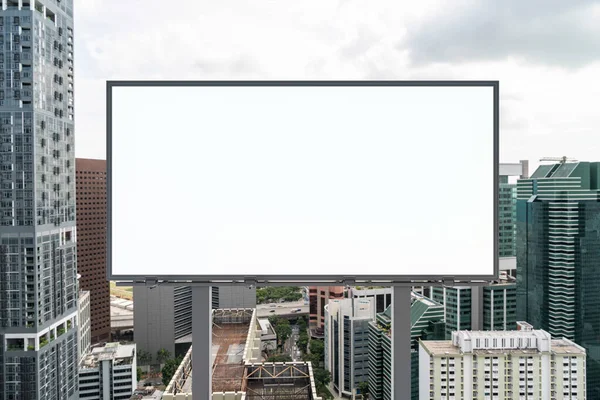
[313,368,333,400]
[296,333,309,353]
[267,353,292,362]
[268,315,279,326]
[137,350,152,366]
[298,317,307,331]
[256,286,303,304]
[302,352,321,367]
[161,357,182,386]
[357,381,369,398]
[313,368,331,387]
[136,367,143,382]
[309,339,324,357]
[263,341,276,357]
[157,348,171,365]
[274,320,292,348]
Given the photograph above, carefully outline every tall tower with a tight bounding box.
[0,1,78,399]
[516,161,600,400]
[75,158,110,344]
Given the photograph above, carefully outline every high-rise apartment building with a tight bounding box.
[0,1,78,399]
[309,286,344,336]
[431,272,517,338]
[78,290,91,365]
[324,297,375,397]
[75,158,110,344]
[419,326,587,400]
[516,161,600,399]
[78,342,136,400]
[368,292,445,400]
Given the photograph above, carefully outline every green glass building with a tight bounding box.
[367,292,445,400]
[431,276,518,339]
[516,161,600,400]
[499,174,518,258]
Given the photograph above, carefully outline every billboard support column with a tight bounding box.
[392,285,411,399]
[192,286,212,399]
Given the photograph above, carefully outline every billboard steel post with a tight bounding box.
[392,285,412,399]
[192,286,212,399]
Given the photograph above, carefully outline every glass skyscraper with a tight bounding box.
[368,292,445,400]
[517,161,600,400]
[0,1,77,399]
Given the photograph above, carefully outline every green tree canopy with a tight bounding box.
[267,354,293,362]
[309,339,324,357]
[357,381,369,397]
[257,286,303,304]
[161,357,182,386]
[156,348,171,364]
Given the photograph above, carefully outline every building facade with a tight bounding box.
[134,285,255,361]
[211,285,256,309]
[419,327,587,400]
[78,290,91,364]
[368,292,445,400]
[309,286,344,335]
[499,161,529,276]
[516,161,600,399]
[324,297,375,398]
[431,273,517,338]
[0,1,78,399]
[348,287,392,314]
[75,158,110,344]
[78,342,136,400]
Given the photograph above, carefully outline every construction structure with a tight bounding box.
[163,308,322,400]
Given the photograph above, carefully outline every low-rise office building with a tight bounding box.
[78,342,137,400]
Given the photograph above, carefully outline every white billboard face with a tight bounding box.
[108,82,498,284]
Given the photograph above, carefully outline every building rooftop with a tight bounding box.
[420,340,545,356]
[421,333,586,357]
[80,342,136,369]
[551,339,586,355]
[164,309,322,400]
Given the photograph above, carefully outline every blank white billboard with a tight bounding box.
[108,82,498,283]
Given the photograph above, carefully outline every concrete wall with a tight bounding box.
[214,286,257,309]
[133,286,176,361]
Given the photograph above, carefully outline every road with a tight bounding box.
[284,325,302,361]
[256,299,309,319]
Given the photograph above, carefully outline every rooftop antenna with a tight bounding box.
[539,156,578,164]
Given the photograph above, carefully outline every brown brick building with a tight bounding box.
[309,286,345,336]
[76,158,111,344]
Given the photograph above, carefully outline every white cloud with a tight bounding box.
[74,0,600,174]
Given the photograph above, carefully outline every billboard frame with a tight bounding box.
[107,80,499,286]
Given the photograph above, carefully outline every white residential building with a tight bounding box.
[78,342,137,400]
[78,290,91,364]
[419,324,586,400]
[348,287,392,314]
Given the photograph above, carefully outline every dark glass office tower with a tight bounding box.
[517,161,600,400]
[0,1,78,399]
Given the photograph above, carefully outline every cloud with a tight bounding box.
[72,0,600,171]
[402,0,600,68]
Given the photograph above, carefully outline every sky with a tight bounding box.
[75,0,600,174]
